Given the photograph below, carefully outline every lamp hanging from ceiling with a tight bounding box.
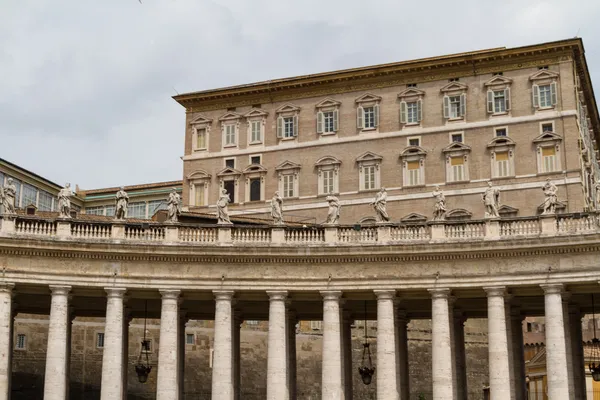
[135,300,153,383]
[358,300,375,385]
[589,294,600,381]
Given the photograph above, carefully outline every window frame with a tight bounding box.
[242,164,267,203]
[315,156,341,196]
[276,161,301,199]
[530,69,559,111]
[190,115,213,153]
[276,104,300,141]
[484,75,513,116]
[356,152,383,192]
[400,146,427,187]
[244,108,268,146]
[186,333,195,345]
[15,333,26,351]
[218,112,242,149]
[187,169,212,208]
[407,136,421,147]
[443,140,471,183]
[96,332,105,349]
[440,82,468,122]
[494,126,508,137]
[398,88,425,126]
[533,129,562,175]
[355,93,382,132]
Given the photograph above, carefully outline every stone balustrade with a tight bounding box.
[1,212,599,246]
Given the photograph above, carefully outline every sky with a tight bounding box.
[2,0,600,190]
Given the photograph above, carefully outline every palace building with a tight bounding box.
[1,38,600,400]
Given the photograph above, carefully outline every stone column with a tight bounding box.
[233,312,242,400]
[43,285,72,400]
[374,290,399,400]
[178,309,188,400]
[510,308,526,400]
[320,290,343,400]
[541,284,570,399]
[453,311,467,400]
[561,296,576,399]
[396,310,410,400]
[156,289,181,400]
[428,288,455,400]
[0,283,14,400]
[287,310,298,400]
[568,306,585,400]
[212,290,235,400]
[341,311,353,400]
[122,310,131,400]
[267,291,289,400]
[484,286,512,400]
[100,288,127,400]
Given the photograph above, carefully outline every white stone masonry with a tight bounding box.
[0,284,13,400]
[212,290,235,400]
[429,288,455,400]
[374,290,399,400]
[43,285,71,400]
[100,287,127,400]
[484,287,512,400]
[267,291,289,400]
[156,289,180,400]
[320,291,343,400]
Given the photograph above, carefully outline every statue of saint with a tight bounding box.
[542,179,558,215]
[217,188,232,224]
[0,178,17,216]
[167,189,181,223]
[325,194,340,225]
[432,185,446,221]
[371,188,390,223]
[595,182,600,209]
[482,181,500,218]
[271,191,283,225]
[114,187,129,220]
[57,183,73,219]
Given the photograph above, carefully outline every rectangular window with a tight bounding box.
[451,133,463,143]
[310,321,322,330]
[363,107,375,129]
[186,334,194,345]
[250,155,261,165]
[16,334,26,350]
[196,128,206,149]
[408,137,420,147]
[538,85,552,108]
[246,320,259,326]
[96,332,105,348]
[142,339,153,353]
[147,200,164,217]
[542,147,557,172]
[224,125,236,146]
[9,178,21,208]
[283,117,295,138]
[224,181,235,203]
[38,190,54,211]
[127,202,146,219]
[86,206,105,215]
[449,96,461,118]
[450,157,464,182]
[21,183,37,208]
[322,170,334,194]
[249,178,261,201]
[225,158,235,169]
[493,90,506,113]
[194,183,205,206]
[406,102,419,123]
[407,161,420,186]
[323,111,335,133]
[105,205,115,217]
[364,166,376,190]
[495,128,507,137]
[283,175,295,198]
[542,122,554,133]
[250,121,261,143]
[495,152,510,177]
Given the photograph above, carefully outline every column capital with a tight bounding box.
[374,289,396,300]
[0,283,14,294]
[159,289,181,300]
[104,287,127,298]
[484,286,507,297]
[541,283,564,294]
[213,290,235,301]
[320,290,342,301]
[49,285,71,296]
[428,287,451,299]
[266,290,288,301]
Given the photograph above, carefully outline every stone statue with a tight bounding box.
[114,187,129,220]
[595,182,600,209]
[371,188,390,223]
[432,185,446,221]
[542,178,558,215]
[57,183,73,219]
[0,178,17,216]
[167,189,181,223]
[482,181,500,218]
[217,188,232,224]
[271,191,283,225]
[325,194,340,224]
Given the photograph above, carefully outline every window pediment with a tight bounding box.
[315,98,341,109]
[315,156,342,168]
[484,75,513,87]
[487,136,516,148]
[218,112,243,122]
[242,164,268,174]
[190,115,213,126]
[400,146,427,158]
[355,151,383,164]
[533,132,562,144]
[529,70,559,82]
[355,93,382,104]
[187,169,212,180]
[243,108,269,118]
[443,142,472,153]
[217,167,242,178]
[440,82,468,93]
[400,212,427,223]
[398,88,425,99]
[498,204,518,217]
[446,208,472,220]
[276,103,301,114]
[275,160,301,172]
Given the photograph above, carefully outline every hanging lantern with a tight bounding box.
[358,301,375,385]
[135,300,153,383]
[589,294,600,381]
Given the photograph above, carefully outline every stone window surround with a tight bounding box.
[407,136,421,147]
[248,153,262,165]
[494,126,509,138]
[242,164,267,202]
[315,98,341,136]
[487,136,516,179]
[533,131,563,175]
[356,151,383,192]
[219,112,243,149]
[275,161,301,199]
[187,169,212,208]
[276,104,300,141]
[14,332,26,351]
[530,70,559,111]
[443,141,471,183]
[190,115,213,152]
[217,167,242,204]
[398,88,425,126]
[355,93,382,132]
[485,75,513,117]
[399,146,427,187]
[244,108,269,146]
[315,156,342,196]
[449,131,464,143]
[440,81,468,122]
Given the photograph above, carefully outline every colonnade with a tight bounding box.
[0,283,589,400]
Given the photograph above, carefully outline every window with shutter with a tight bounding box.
[407,161,420,186]
[363,107,375,129]
[495,152,510,177]
[317,111,324,134]
[283,175,295,198]
[363,166,376,190]
[250,121,262,143]
[538,85,552,108]
[492,90,506,113]
[283,117,295,138]
[450,157,464,182]
[443,96,450,119]
[196,128,207,149]
[532,84,540,108]
[16,334,26,350]
[194,183,205,206]
[542,147,557,172]
[322,170,334,194]
[323,111,335,133]
[357,106,364,129]
[449,96,461,118]
[97,333,105,348]
[373,104,379,127]
[224,125,237,146]
[406,102,419,123]
[277,116,284,138]
[400,101,407,124]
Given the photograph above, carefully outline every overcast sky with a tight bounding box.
[2,0,600,190]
